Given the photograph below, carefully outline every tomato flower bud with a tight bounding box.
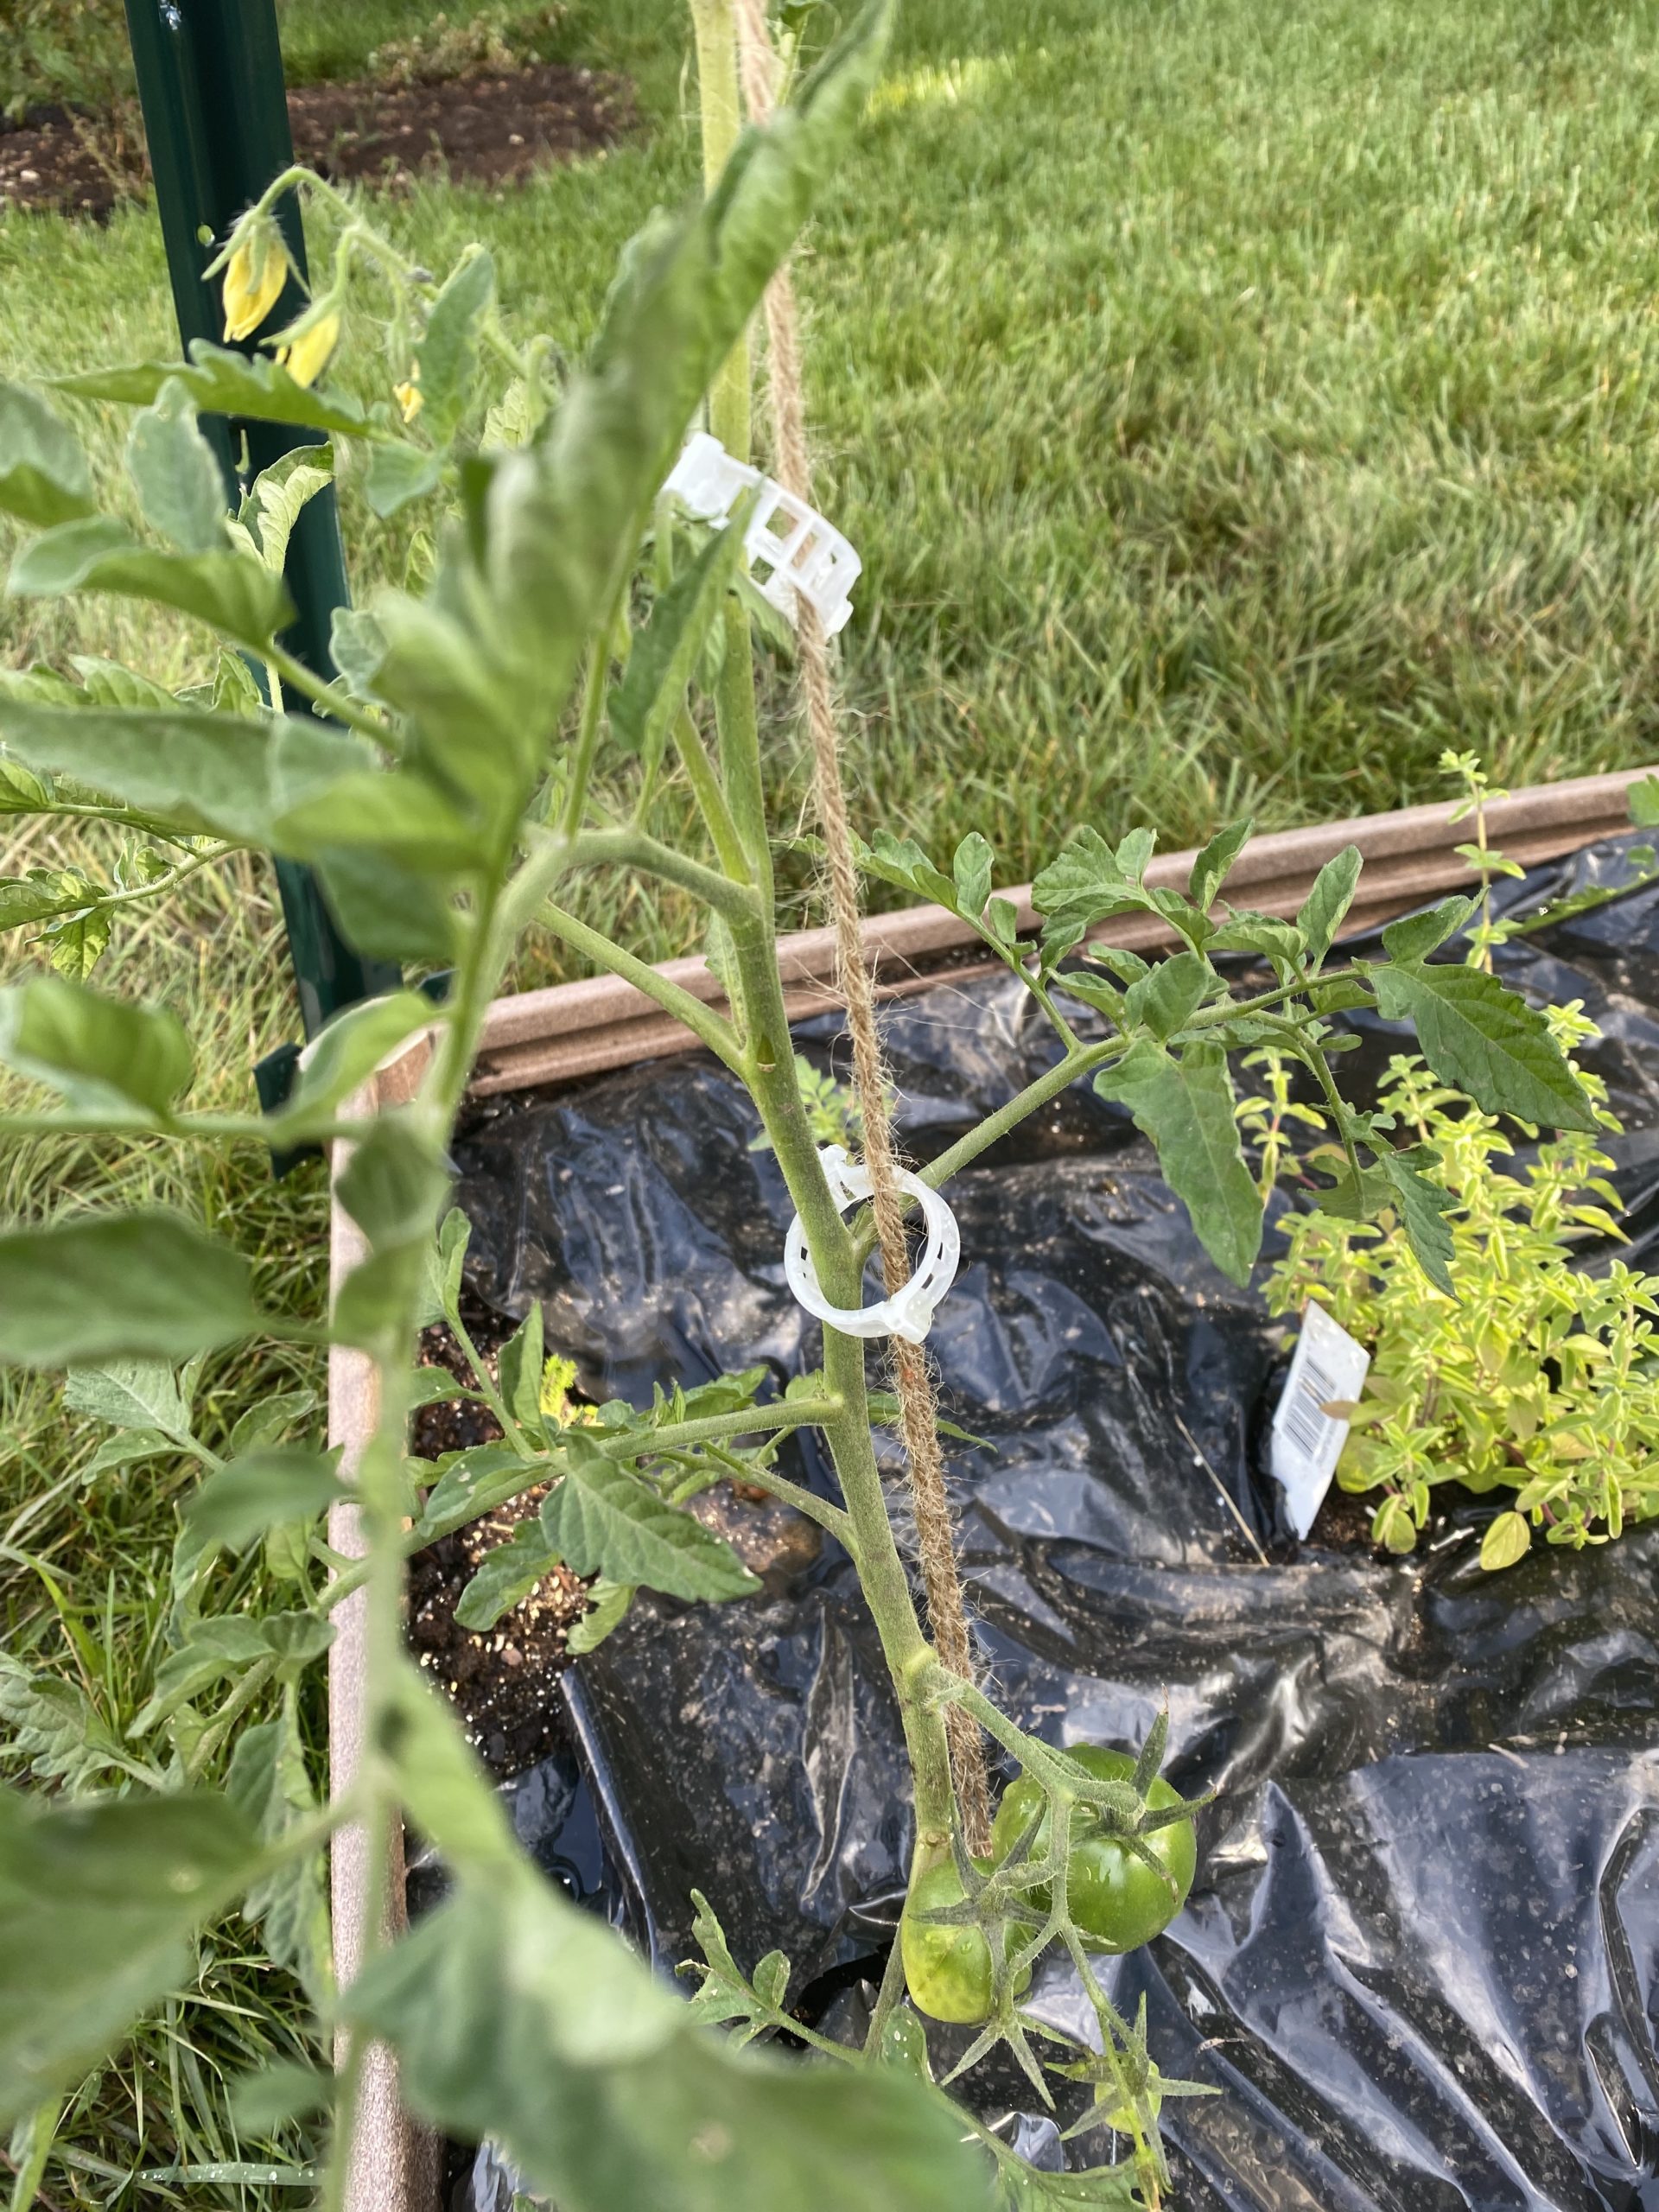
[220,225,290,342]
[393,365,423,423]
[275,309,342,390]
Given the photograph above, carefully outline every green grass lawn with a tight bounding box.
[6,0,1659,2196]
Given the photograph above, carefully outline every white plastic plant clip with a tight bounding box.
[784,1145,961,1346]
[663,429,861,639]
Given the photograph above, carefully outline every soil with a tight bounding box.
[407,1300,588,1779]
[0,62,633,219]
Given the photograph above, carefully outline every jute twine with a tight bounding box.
[731,0,991,1853]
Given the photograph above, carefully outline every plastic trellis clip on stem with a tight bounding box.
[664,430,862,638]
[785,1145,961,1345]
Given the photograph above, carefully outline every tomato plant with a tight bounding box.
[0,2,1611,2206]
[992,1748,1198,1956]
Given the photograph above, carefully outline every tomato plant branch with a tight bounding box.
[536,898,746,1071]
[259,643,395,747]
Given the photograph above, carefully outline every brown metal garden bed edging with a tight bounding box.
[324,760,1651,2212]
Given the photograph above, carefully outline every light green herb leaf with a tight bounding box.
[0,974,192,1121]
[1297,845,1362,969]
[1370,960,1597,1132]
[187,1449,346,1551]
[1187,818,1254,914]
[1378,895,1477,965]
[55,342,375,436]
[0,1788,264,2122]
[454,1521,565,1632]
[1096,1039,1263,1283]
[0,1212,265,1368]
[539,1444,760,1604]
[1479,1510,1532,1572]
[8,516,292,647]
[0,382,95,527]
[125,378,227,556]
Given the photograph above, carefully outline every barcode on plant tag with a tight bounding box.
[1270,1301,1370,1540]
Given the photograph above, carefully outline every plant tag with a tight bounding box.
[1271,1302,1370,1539]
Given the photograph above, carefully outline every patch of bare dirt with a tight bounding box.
[1,62,633,218]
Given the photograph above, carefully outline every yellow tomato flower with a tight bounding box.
[393,364,423,423]
[276,309,341,390]
[220,227,289,342]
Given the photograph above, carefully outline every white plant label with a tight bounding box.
[1271,1301,1370,1539]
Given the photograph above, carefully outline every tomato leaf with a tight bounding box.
[187,1449,346,1551]
[1096,1039,1262,1283]
[8,516,292,647]
[1122,949,1210,1040]
[1370,960,1598,1131]
[1187,817,1253,914]
[0,381,94,528]
[264,989,436,1143]
[454,1521,565,1632]
[1296,845,1362,969]
[610,505,753,772]
[0,1213,266,1368]
[125,378,227,556]
[0,975,192,1121]
[226,1695,332,2010]
[1378,896,1477,965]
[417,249,496,445]
[1379,1147,1457,1294]
[0,1789,264,2122]
[539,1444,760,1603]
[54,342,377,437]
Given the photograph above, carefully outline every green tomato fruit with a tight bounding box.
[899,1861,1031,2025]
[990,1745,1197,1955]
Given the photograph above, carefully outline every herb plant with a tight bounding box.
[0,5,1605,2205]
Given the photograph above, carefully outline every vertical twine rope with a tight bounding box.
[732,0,991,1853]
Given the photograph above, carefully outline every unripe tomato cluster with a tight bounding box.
[900,1745,1198,2025]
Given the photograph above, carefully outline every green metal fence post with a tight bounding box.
[122,0,400,1045]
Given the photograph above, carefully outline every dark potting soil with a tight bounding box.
[438,832,1659,2212]
[0,62,632,218]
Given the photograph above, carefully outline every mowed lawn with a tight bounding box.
[4,0,1659,2196]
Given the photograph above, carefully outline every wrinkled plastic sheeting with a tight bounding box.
[447,835,1659,2211]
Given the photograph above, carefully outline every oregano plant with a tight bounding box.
[0,7,1605,2207]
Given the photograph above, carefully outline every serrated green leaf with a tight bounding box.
[237,442,334,570]
[566,1577,633,1654]
[348,1859,988,2212]
[125,378,227,556]
[9,516,291,647]
[365,442,444,520]
[1188,818,1253,913]
[0,382,94,528]
[0,974,192,1121]
[540,1444,760,1603]
[1096,1039,1262,1283]
[63,1357,191,1440]
[610,505,753,772]
[187,1449,346,1551]
[952,832,994,922]
[0,1655,136,1791]
[984,895,1019,950]
[0,701,372,845]
[0,1788,264,2121]
[69,655,181,711]
[1205,909,1304,966]
[54,342,376,437]
[265,990,436,1145]
[1627,774,1659,829]
[1380,1148,1456,1294]
[1296,845,1362,969]
[1379,896,1477,964]
[130,1618,271,1733]
[499,1304,545,1434]
[1122,948,1210,1040]
[227,1387,317,1457]
[418,249,496,444]
[329,606,387,701]
[41,905,111,982]
[226,1695,332,2010]
[454,1521,565,1632]
[1370,960,1597,1131]
[861,830,956,909]
[0,873,89,930]
[313,844,460,964]
[0,1213,265,1368]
